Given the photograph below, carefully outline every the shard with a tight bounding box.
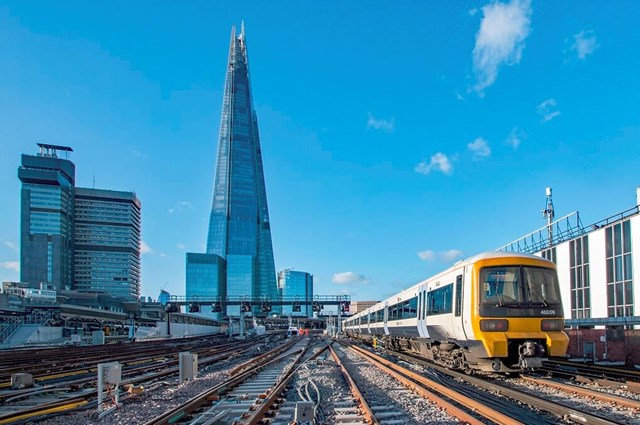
[187,23,278,316]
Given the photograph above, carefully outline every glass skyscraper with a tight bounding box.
[18,144,75,291]
[187,24,279,316]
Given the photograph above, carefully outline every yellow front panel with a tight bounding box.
[469,256,569,358]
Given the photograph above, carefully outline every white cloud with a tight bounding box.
[469,7,478,16]
[417,250,435,261]
[441,249,464,262]
[537,98,561,123]
[417,250,463,262]
[159,253,167,258]
[467,137,491,160]
[1,261,19,272]
[471,0,532,95]
[141,240,153,255]
[571,30,599,60]
[505,127,525,149]
[366,112,395,133]
[3,241,17,251]
[177,243,186,250]
[332,272,369,285]
[168,201,192,214]
[415,153,453,175]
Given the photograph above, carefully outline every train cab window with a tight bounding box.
[480,266,562,306]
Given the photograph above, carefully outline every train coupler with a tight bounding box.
[518,341,545,369]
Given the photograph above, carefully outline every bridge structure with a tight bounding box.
[166,294,351,315]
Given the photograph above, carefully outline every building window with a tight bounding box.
[541,247,556,264]
[606,220,633,317]
[569,236,590,319]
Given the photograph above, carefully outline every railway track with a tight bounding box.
[0,334,284,424]
[542,358,640,393]
[142,337,309,424]
[0,334,233,387]
[366,342,637,425]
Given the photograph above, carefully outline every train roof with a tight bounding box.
[346,251,553,320]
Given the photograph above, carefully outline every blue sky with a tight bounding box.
[1,1,639,302]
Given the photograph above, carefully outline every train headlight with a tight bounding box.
[541,319,564,331]
[479,319,508,332]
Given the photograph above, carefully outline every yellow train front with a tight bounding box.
[343,252,569,373]
[465,253,569,372]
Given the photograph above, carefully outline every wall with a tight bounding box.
[565,328,640,365]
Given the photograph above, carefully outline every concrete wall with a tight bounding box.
[156,322,220,338]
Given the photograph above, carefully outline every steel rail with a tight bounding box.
[329,345,379,424]
[141,339,303,425]
[520,375,640,410]
[244,342,313,425]
[386,347,625,425]
[0,397,88,425]
[0,341,263,423]
[344,343,514,425]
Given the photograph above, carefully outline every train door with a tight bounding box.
[462,266,475,338]
[367,312,371,333]
[452,272,468,340]
[417,284,429,338]
[383,301,389,335]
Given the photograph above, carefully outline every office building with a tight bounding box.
[18,144,142,301]
[499,188,640,362]
[74,188,141,301]
[278,269,313,317]
[18,144,75,291]
[187,23,279,316]
[350,301,380,314]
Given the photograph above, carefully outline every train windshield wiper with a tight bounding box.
[495,295,522,308]
[526,282,549,307]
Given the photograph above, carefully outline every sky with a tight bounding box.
[1,1,639,303]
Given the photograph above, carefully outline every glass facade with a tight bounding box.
[18,152,75,290]
[606,220,633,317]
[186,253,226,317]
[278,270,313,317]
[73,188,141,301]
[570,235,591,319]
[192,24,278,316]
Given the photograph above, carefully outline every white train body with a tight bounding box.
[343,252,569,372]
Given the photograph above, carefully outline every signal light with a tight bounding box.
[262,302,272,313]
[165,303,179,313]
[212,302,222,313]
[292,302,301,312]
[312,302,322,312]
[241,302,251,312]
[189,303,200,313]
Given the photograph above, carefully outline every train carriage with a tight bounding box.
[343,252,569,373]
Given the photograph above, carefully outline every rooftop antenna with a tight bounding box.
[542,187,555,246]
[92,172,96,189]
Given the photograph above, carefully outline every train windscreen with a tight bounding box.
[480,266,561,307]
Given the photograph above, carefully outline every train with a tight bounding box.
[342,252,569,373]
